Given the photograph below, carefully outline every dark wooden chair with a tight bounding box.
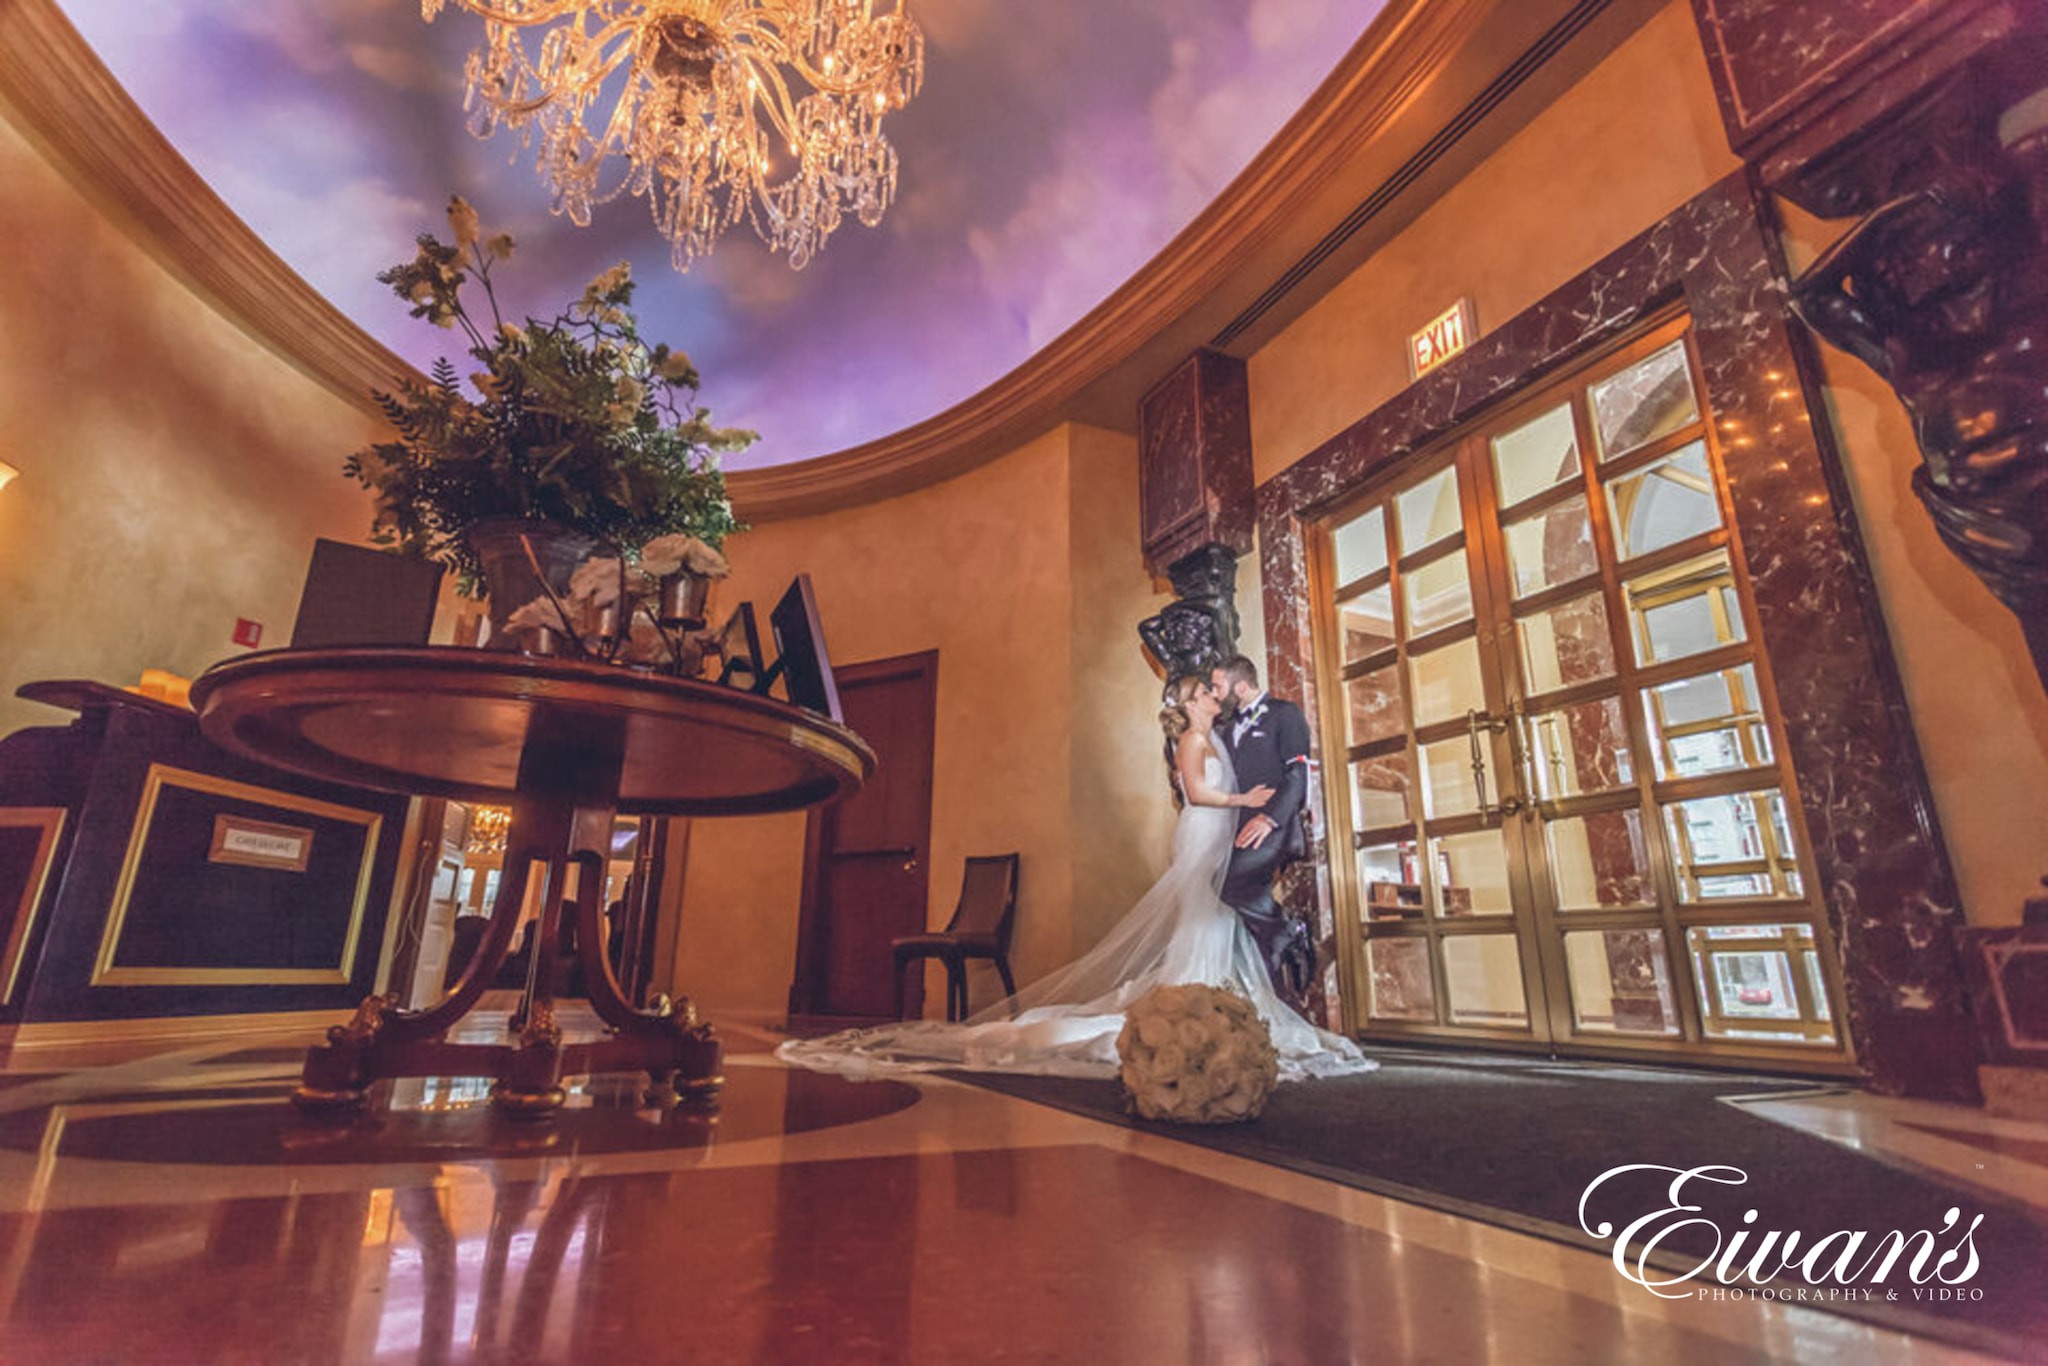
[891,854,1020,1021]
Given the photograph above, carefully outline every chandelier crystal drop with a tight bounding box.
[422,0,925,270]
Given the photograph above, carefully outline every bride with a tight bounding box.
[777,674,1375,1082]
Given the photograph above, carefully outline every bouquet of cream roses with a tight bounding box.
[1115,984,1279,1124]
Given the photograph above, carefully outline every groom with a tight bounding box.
[1209,655,1317,1003]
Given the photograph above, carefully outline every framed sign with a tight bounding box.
[209,814,314,872]
[1409,298,1477,380]
[93,764,381,987]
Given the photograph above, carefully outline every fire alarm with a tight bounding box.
[232,618,263,648]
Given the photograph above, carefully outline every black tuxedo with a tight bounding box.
[1216,692,1314,996]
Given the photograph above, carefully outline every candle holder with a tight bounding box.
[658,571,711,631]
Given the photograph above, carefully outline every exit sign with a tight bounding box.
[1409,299,1476,380]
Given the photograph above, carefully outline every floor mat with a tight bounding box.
[954,1048,2046,1356]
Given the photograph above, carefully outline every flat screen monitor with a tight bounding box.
[290,539,443,649]
[766,574,842,722]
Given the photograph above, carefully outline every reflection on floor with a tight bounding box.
[0,1010,2026,1364]
[1728,1090,2048,1220]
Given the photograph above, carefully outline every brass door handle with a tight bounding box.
[1467,707,1530,821]
[835,845,919,871]
[1508,698,1542,816]
[1467,708,1491,819]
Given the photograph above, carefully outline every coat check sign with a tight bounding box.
[1409,298,1476,380]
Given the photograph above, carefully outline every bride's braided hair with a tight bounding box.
[1158,674,1207,809]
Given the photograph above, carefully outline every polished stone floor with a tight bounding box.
[0,1009,2030,1365]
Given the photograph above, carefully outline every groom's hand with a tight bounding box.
[1235,814,1275,849]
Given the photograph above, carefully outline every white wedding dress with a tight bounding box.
[777,745,1376,1083]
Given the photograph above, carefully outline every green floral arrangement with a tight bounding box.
[345,197,753,592]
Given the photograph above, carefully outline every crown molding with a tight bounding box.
[0,0,1618,523]
[0,0,415,411]
[724,0,1504,520]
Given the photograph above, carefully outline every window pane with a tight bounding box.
[1433,831,1513,918]
[1686,923,1835,1044]
[1366,936,1435,1020]
[1636,593,1720,667]
[1409,636,1486,728]
[1443,934,1528,1026]
[1503,494,1598,598]
[1332,506,1389,586]
[1663,788,1803,902]
[1643,663,1773,780]
[1359,839,1423,923]
[1420,735,1483,820]
[1526,695,1634,799]
[1339,584,1396,662]
[1650,664,1732,725]
[1607,440,1721,560]
[1490,402,1580,507]
[1624,549,1746,667]
[1545,809,1654,910]
[1396,467,1461,555]
[1345,666,1406,748]
[1566,928,1678,1035]
[1518,592,1617,694]
[1591,340,1699,460]
[1350,752,1413,832]
[1403,548,1474,634]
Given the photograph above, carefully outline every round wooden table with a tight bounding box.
[191,647,874,1115]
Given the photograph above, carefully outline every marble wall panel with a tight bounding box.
[1257,172,1975,1098]
[1138,350,1256,573]
[1690,0,1937,151]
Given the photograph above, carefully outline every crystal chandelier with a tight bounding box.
[464,805,512,858]
[422,0,924,270]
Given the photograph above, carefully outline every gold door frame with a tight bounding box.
[1310,310,1857,1073]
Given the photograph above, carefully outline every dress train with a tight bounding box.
[777,749,1375,1083]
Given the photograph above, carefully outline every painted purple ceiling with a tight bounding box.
[57,1,1385,468]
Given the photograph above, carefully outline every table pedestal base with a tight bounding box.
[293,728,721,1117]
[291,996,725,1118]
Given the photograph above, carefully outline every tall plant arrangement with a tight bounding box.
[345,198,752,592]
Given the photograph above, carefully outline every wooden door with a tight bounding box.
[789,651,937,1022]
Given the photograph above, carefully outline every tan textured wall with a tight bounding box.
[1066,424,1178,952]
[1777,205,2048,927]
[1249,1,1739,481]
[667,422,1179,1017]
[0,112,385,739]
[670,428,1078,1015]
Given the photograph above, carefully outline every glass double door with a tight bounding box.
[1316,316,1849,1067]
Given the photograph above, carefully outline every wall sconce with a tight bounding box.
[0,460,18,493]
